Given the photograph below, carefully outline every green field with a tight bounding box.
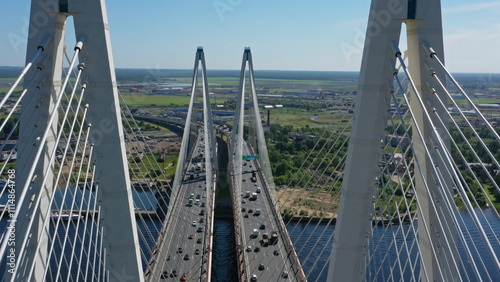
[120,94,191,107]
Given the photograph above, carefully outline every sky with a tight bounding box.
[1,0,499,73]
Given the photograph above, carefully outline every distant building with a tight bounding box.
[387,134,409,148]
[288,132,319,142]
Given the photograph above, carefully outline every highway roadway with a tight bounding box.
[233,142,300,281]
[146,130,214,282]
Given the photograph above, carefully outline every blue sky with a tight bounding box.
[1,0,499,72]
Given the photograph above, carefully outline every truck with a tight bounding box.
[251,193,258,200]
[269,231,278,245]
[251,171,257,182]
[262,233,269,246]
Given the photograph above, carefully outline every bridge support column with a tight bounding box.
[15,1,144,281]
[15,2,66,280]
[406,1,460,280]
[329,0,458,281]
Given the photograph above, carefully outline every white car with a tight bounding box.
[192,221,197,226]
[251,274,258,281]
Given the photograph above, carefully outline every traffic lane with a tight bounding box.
[160,172,209,280]
[239,180,277,280]
[239,170,295,280]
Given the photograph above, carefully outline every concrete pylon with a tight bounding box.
[14,1,143,281]
[328,0,457,281]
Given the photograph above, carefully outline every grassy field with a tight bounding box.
[120,94,191,107]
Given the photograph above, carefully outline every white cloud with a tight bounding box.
[444,24,500,72]
[443,1,500,14]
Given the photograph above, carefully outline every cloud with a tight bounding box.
[443,1,500,14]
[444,24,500,72]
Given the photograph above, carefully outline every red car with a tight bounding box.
[181,273,188,281]
[189,234,194,239]
[244,214,249,218]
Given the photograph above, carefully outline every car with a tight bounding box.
[196,194,201,199]
[192,221,197,226]
[201,202,205,207]
[183,254,190,260]
[172,268,178,277]
[256,187,261,193]
[260,224,266,230]
[197,227,203,233]
[242,179,246,182]
[161,270,170,279]
[181,273,188,281]
[199,218,204,223]
[254,246,260,252]
[195,199,200,205]
[188,234,194,239]
[244,213,249,218]
[195,249,200,255]
[177,247,183,253]
[273,250,279,256]
[282,271,289,278]
[248,209,253,213]
[242,199,246,203]
[251,274,257,281]
[190,193,194,198]
[246,246,252,252]
[197,238,202,244]
[199,210,205,216]
[258,264,265,271]
[241,207,246,212]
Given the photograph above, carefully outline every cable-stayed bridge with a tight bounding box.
[1,0,500,281]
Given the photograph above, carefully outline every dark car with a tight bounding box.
[184,254,190,260]
[254,246,260,252]
[161,270,170,279]
[177,247,183,253]
[197,238,202,244]
[242,207,246,212]
[248,209,253,213]
[258,264,265,271]
[260,224,265,230]
[172,268,178,277]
